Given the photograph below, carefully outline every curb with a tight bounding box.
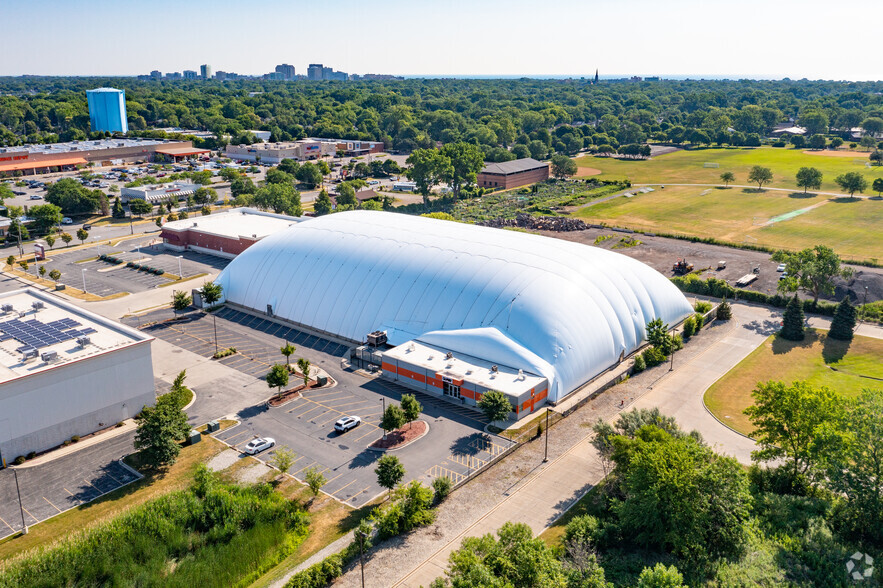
[366,420,430,452]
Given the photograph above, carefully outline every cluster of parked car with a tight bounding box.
[241,416,361,456]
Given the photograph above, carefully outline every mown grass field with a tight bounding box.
[704,330,883,436]
[573,185,883,260]
[576,146,883,193]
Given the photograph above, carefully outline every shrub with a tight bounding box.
[694,300,712,313]
[632,353,646,373]
[642,346,666,367]
[26,451,36,460]
[285,553,343,588]
[694,312,705,329]
[682,316,696,338]
[717,297,732,320]
[564,514,602,546]
[13,455,26,465]
[671,334,683,350]
[71,435,80,443]
[432,476,453,503]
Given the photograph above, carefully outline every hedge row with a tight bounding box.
[670,274,838,317]
[125,261,164,275]
[98,254,124,265]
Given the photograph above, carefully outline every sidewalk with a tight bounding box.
[14,419,137,468]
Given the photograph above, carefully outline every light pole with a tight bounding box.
[356,530,367,588]
[669,327,676,372]
[543,408,550,463]
[81,268,87,293]
[380,397,386,440]
[13,468,27,535]
[177,255,183,278]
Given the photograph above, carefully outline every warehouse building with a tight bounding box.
[0,138,204,177]
[226,138,383,163]
[215,211,692,418]
[0,289,155,465]
[160,207,302,258]
[477,157,550,189]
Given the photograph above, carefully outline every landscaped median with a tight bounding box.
[367,420,429,451]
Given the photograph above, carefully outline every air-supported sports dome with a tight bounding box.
[215,211,692,402]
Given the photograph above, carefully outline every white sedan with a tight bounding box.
[776,263,787,272]
[243,437,275,455]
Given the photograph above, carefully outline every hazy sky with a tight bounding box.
[2,0,880,80]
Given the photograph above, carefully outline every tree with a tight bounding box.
[511,144,531,159]
[549,154,578,179]
[437,522,570,588]
[826,389,883,545]
[265,168,294,186]
[375,454,405,494]
[406,148,451,208]
[171,289,192,318]
[314,189,332,216]
[798,111,829,136]
[807,134,826,150]
[637,563,686,588]
[716,297,732,320]
[278,158,301,176]
[28,203,63,233]
[381,403,407,433]
[200,205,211,216]
[719,171,735,187]
[861,135,877,150]
[304,466,327,498]
[129,198,153,216]
[45,234,56,249]
[744,380,844,482]
[862,116,883,137]
[773,245,852,303]
[45,178,100,214]
[266,363,289,397]
[834,171,868,196]
[795,167,822,193]
[780,295,805,341]
[873,177,883,196]
[296,357,311,388]
[747,165,773,189]
[5,255,13,268]
[280,342,295,369]
[38,265,46,278]
[76,227,89,244]
[335,181,359,209]
[295,162,323,188]
[200,281,223,352]
[871,150,883,166]
[134,393,190,469]
[49,269,61,283]
[253,182,302,216]
[828,296,857,341]
[112,197,125,218]
[477,390,512,426]
[193,186,217,206]
[437,142,485,199]
[400,393,422,429]
[270,445,296,478]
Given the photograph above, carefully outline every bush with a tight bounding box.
[564,514,602,546]
[432,476,453,503]
[71,435,80,443]
[13,455,26,465]
[694,300,712,313]
[682,316,696,338]
[26,451,36,460]
[671,333,683,350]
[632,353,646,373]
[717,297,733,320]
[284,553,343,588]
[642,346,666,367]
[694,312,705,329]
[671,275,837,317]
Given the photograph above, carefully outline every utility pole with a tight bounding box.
[357,530,367,588]
[543,408,550,463]
[13,468,27,535]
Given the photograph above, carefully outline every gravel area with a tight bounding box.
[238,462,272,484]
[332,313,739,588]
[206,448,241,472]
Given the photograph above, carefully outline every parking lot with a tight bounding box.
[40,236,228,296]
[134,307,515,506]
[0,432,140,540]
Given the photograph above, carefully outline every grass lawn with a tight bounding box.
[573,184,883,260]
[576,146,883,193]
[704,329,883,436]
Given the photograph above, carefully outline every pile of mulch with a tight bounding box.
[267,380,318,407]
[368,421,428,451]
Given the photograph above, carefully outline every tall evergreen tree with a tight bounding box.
[780,295,805,341]
[828,296,857,341]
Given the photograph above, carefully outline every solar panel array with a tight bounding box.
[0,317,97,352]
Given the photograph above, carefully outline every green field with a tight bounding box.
[704,330,883,436]
[577,146,883,193]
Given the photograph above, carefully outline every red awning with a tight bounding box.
[0,157,86,172]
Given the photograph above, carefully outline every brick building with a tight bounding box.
[476,158,550,190]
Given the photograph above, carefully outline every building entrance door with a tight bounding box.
[443,381,461,399]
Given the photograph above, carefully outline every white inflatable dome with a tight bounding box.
[216,211,692,401]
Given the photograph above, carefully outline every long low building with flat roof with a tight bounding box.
[477,157,550,190]
[0,138,208,176]
[225,138,383,163]
[121,182,203,203]
[160,207,303,258]
[0,289,155,464]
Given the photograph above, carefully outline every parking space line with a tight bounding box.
[43,496,62,513]
[83,478,104,496]
[328,400,378,409]
[103,469,124,487]
[352,427,379,442]
[0,514,14,532]
[323,471,346,486]
[222,429,251,443]
[22,507,39,524]
[330,479,357,497]
[292,461,319,476]
[348,486,372,502]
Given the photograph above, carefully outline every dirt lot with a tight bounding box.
[538,227,883,303]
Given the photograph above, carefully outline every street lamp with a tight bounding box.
[13,468,27,535]
[380,397,386,440]
[543,408,550,463]
[81,268,88,293]
[669,326,676,372]
[177,255,183,278]
[356,530,367,588]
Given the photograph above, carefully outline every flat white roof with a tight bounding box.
[383,339,545,397]
[0,138,181,156]
[0,289,152,383]
[162,207,302,240]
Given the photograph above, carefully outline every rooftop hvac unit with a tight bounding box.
[407,342,415,352]
[1,304,13,313]
[31,301,45,311]
[41,350,58,363]
[366,330,387,347]
[76,336,91,347]
[445,351,454,360]
[21,348,38,362]
[491,365,499,373]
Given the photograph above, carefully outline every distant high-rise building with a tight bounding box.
[165,72,182,80]
[275,63,296,80]
[183,70,198,80]
[594,69,599,84]
[86,88,128,133]
[200,64,212,79]
[307,64,323,81]
[150,70,162,79]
